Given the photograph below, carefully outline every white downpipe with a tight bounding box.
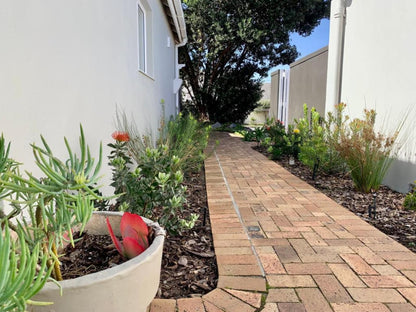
[325,0,348,114]
[167,0,188,114]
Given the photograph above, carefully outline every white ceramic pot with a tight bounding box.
[28,211,165,312]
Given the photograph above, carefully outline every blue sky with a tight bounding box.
[265,18,330,82]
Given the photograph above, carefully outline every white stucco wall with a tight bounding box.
[0,0,179,194]
[326,0,416,192]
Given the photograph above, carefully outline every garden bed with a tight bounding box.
[157,167,218,299]
[254,146,416,253]
[59,167,218,299]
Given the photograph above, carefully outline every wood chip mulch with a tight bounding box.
[156,168,218,299]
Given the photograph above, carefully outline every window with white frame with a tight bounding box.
[137,2,146,72]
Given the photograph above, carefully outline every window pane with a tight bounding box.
[138,5,146,71]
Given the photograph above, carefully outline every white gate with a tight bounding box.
[277,69,290,127]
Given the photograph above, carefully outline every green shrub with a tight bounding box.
[283,125,301,159]
[404,182,416,211]
[295,105,328,178]
[242,130,255,142]
[117,110,210,175]
[160,113,210,174]
[253,127,266,146]
[110,110,206,234]
[262,118,288,159]
[107,138,197,235]
[295,104,346,178]
[323,103,348,174]
[335,108,402,193]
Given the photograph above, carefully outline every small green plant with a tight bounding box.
[0,127,105,311]
[404,182,416,211]
[253,127,265,146]
[0,126,105,282]
[0,221,53,312]
[116,109,210,175]
[108,131,133,204]
[161,113,210,174]
[323,103,348,174]
[295,104,328,179]
[237,129,255,142]
[262,118,288,160]
[107,133,198,235]
[295,104,347,179]
[283,125,301,159]
[335,108,403,193]
[1,135,53,311]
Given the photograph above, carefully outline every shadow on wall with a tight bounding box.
[383,159,416,193]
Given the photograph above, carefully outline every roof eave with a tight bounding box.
[161,0,187,46]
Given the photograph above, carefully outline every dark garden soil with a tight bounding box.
[156,169,217,299]
[254,146,416,253]
[60,167,218,299]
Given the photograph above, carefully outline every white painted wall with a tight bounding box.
[326,0,416,192]
[0,0,180,194]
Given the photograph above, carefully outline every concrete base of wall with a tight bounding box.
[383,159,416,193]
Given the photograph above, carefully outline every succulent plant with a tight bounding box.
[106,212,149,259]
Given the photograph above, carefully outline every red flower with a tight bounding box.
[112,131,130,142]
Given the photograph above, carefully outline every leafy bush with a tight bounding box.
[110,111,208,234]
[335,108,402,193]
[107,134,197,235]
[117,110,210,175]
[262,119,288,160]
[253,127,265,146]
[283,125,301,159]
[295,105,328,178]
[323,103,348,174]
[159,113,210,174]
[403,182,416,211]
[294,104,346,178]
[404,192,416,211]
[235,126,255,142]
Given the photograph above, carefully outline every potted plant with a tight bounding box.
[0,127,165,312]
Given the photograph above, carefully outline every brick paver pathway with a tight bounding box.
[150,132,416,312]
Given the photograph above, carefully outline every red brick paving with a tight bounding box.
[150,132,416,311]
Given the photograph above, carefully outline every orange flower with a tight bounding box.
[112,131,130,142]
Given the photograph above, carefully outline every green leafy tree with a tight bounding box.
[180,0,329,122]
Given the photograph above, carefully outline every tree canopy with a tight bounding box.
[180,0,330,123]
